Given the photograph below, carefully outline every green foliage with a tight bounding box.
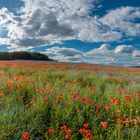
[0,51,53,61]
[0,67,139,140]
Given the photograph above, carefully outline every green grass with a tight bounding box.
[0,66,139,140]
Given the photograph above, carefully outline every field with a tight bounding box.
[0,61,139,140]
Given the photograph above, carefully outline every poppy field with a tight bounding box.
[0,61,139,140]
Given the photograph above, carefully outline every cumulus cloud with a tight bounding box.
[98,43,111,50]
[43,44,140,66]
[100,6,140,37]
[132,50,140,57]
[0,8,15,26]
[1,0,97,47]
[44,47,83,62]
[84,43,112,56]
[0,0,123,48]
[115,45,135,53]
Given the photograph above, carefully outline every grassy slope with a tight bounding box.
[0,61,139,140]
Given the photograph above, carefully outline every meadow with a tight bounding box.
[0,61,139,140]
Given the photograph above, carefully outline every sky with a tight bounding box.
[0,0,140,66]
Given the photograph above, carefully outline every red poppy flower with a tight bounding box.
[105,106,110,110]
[110,97,120,105]
[84,129,91,133]
[43,97,48,101]
[86,133,93,139]
[71,93,78,99]
[94,103,101,108]
[25,104,29,107]
[48,128,55,134]
[22,132,30,140]
[60,125,67,131]
[116,118,123,123]
[0,93,4,98]
[52,100,57,105]
[65,134,71,139]
[124,96,131,102]
[100,122,107,129]
[79,129,86,133]
[66,129,72,134]
[83,123,89,128]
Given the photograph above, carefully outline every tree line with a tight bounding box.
[0,51,53,61]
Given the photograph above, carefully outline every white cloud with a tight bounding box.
[0,8,14,26]
[132,50,140,57]
[98,43,111,50]
[84,43,113,56]
[115,45,135,53]
[100,6,140,37]
[44,44,140,66]
[0,0,122,48]
[44,47,83,62]
[20,0,96,17]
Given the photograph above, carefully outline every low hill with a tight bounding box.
[0,51,53,61]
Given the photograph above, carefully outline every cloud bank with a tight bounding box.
[44,44,140,66]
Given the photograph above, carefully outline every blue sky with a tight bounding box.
[0,0,140,65]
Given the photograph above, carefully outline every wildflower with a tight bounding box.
[80,97,87,102]
[83,123,89,128]
[65,134,71,139]
[112,115,115,119]
[105,106,110,110]
[124,118,131,124]
[43,97,48,101]
[124,96,131,102]
[22,132,30,140]
[94,103,101,108]
[124,118,131,127]
[85,129,91,133]
[77,109,80,113]
[90,86,96,91]
[25,104,29,107]
[113,98,120,105]
[116,118,123,123]
[86,99,92,105]
[52,100,57,105]
[79,129,86,133]
[48,128,55,134]
[0,93,4,98]
[60,125,67,131]
[57,94,63,99]
[110,97,120,105]
[86,133,93,139]
[100,122,107,129]
[71,93,78,100]
[66,129,72,134]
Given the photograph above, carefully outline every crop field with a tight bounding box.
[0,61,139,140]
